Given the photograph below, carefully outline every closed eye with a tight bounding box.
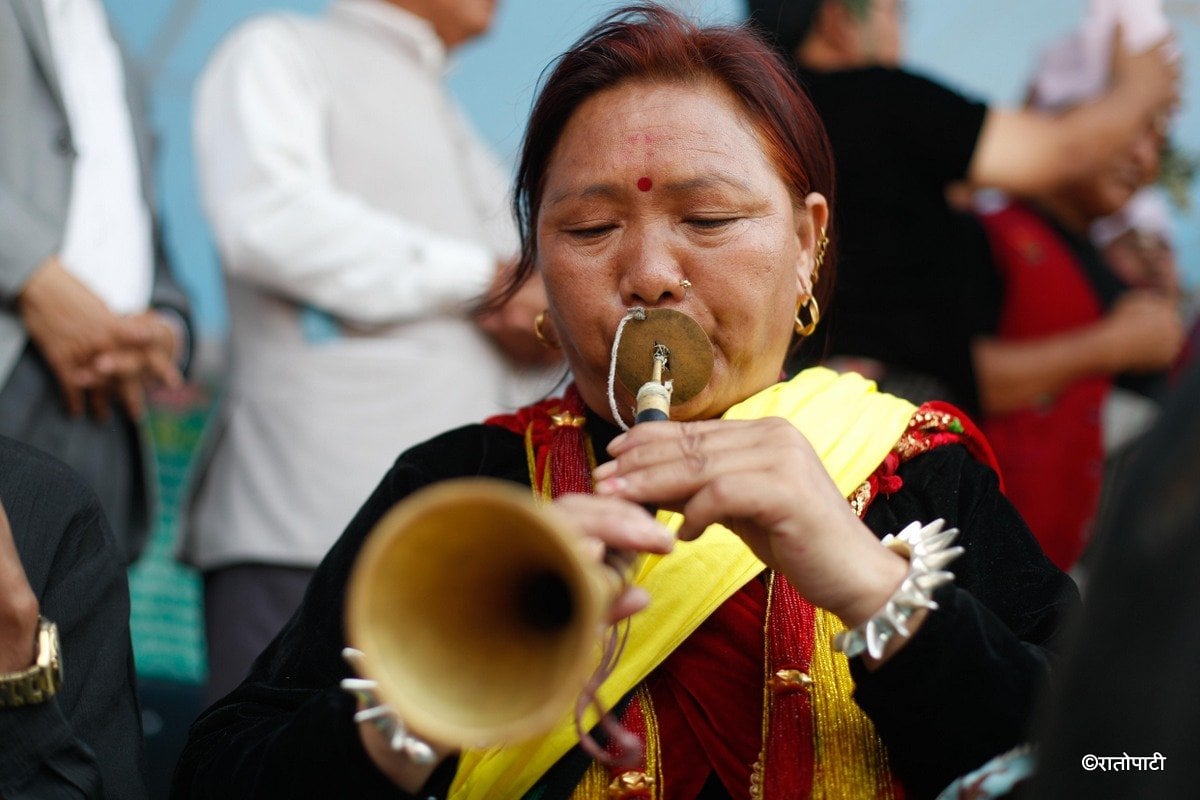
[686,217,739,231]
[564,224,617,240]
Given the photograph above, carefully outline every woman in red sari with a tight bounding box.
[973,16,1184,571]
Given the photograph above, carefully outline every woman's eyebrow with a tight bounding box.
[543,183,622,207]
[662,174,753,194]
[545,173,753,208]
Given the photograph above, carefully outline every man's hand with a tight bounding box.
[17,255,124,416]
[88,312,184,420]
[0,502,39,674]
[474,261,563,369]
[18,256,185,420]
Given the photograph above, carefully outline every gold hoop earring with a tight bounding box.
[794,295,820,337]
[533,310,561,349]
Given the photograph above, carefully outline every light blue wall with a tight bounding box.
[103,0,1200,339]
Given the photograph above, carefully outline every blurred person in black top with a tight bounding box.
[746,0,1179,412]
[1020,328,1200,798]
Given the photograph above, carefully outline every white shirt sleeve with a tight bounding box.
[193,18,496,327]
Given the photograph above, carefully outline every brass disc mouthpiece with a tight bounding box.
[615,308,713,404]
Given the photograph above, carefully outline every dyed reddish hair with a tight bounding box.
[506,3,838,325]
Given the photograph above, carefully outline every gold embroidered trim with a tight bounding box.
[849,480,873,518]
[750,573,777,800]
[635,685,662,799]
[569,685,661,800]
[893,409,960,461]
[524,424,544,502]
[551,411,587,428]
[811,609,895,800]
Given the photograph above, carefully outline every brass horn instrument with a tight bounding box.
[345,478,609,747]
[344,308,713,749]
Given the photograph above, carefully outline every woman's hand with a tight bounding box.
[1100,289,1184,374]
[1110,28,1181,121]
[551,493,676,624]
[593,418,909,632]
[356,714,452,794]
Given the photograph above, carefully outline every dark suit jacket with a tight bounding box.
[0,435,148,800]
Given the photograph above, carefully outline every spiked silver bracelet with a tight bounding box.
[832,519,963,660]
[341,647,437,764]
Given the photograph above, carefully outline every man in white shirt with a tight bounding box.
[187,0,561,702]
[0,0,193,564]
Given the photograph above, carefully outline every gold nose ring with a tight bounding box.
[680,279,692,295]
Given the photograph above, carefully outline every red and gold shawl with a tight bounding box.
[452,367,993,800]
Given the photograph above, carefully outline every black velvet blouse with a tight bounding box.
[170,415,1077,800]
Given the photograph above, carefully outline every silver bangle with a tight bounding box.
[832,519,963,660]
[341,647,436,764]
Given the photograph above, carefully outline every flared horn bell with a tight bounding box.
[344,478,608,748]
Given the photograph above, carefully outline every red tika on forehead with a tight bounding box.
[637,176,653,192]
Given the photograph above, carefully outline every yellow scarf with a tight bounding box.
[450,367,916,800]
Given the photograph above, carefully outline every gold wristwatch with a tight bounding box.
[0,617,62,708]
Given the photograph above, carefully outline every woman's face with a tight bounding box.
[536,79,827,423]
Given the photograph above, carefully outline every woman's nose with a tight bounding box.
[617,232,686,307]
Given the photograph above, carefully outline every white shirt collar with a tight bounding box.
[329,0,448,74]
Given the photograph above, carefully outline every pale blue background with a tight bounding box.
[104,0,1200,341]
